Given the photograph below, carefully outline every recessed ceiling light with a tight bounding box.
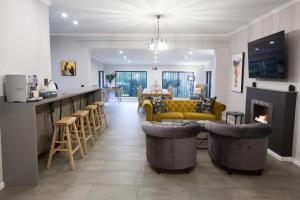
[189,51,193,55]
[255,48,260,51]
[61,12,68,18]
[269,41,275,44]
[123,55,127,59]
[154,50,158,54]
[184,56,188,59]
[119,50,123,54]
[73,20,79,25]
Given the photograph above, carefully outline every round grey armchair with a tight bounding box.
[205,121,272,175]
[142,121,202,173]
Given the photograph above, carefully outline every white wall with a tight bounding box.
[0,0,52,187]
[91,58,104,86]
[227,1,300,161]
[104,65,207,89]
[50,36,93,91]
[0,0,52,96]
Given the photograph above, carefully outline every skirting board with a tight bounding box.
[0,182,4,191]
[267,149,300,167]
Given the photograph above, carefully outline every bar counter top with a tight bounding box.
[2,87,101,106]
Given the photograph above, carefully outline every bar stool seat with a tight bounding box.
[55,117,76,125]
[85,105,102,136]
[94,101,108,129]
[47,117,84,170]
[72,110,95,154]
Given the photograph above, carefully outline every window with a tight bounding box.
[162,71,194,97]
[115,71,147,97]
[98,71,104,88]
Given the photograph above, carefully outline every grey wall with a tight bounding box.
[227,1,300,160]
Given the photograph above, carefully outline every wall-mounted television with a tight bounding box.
[248,31,286,79]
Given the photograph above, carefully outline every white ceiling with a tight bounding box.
[49,0,291,35]
[90,48,214,66]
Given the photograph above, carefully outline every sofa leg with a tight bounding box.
[156,168,161,174]
[257,169,263,176]
[227,168,233,175]
[185,168,191,174]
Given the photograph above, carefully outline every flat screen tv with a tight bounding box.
[248,31,286,79]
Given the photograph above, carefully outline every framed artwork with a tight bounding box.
[60,61,76,76]
[231,53,245,93]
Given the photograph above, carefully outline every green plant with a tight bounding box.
[105,73,117,84]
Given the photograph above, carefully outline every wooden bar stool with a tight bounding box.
[94,101,108,130]
[72,110,95,154]
[85,105,102,137]
[47,117,84,170]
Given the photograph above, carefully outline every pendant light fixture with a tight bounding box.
[147,15,169,51]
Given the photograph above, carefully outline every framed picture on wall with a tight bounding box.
[60,61,76,76]
[231,52,245,93]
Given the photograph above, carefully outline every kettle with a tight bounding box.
[47,80,58,91]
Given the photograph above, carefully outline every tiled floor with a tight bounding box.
[1,101,300,199]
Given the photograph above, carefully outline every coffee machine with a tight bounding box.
[5,75,39,102]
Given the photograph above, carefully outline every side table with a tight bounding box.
[226,111,245,125]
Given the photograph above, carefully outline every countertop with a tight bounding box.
[1,87,101,106]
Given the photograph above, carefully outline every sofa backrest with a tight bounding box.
[163,100,198,112]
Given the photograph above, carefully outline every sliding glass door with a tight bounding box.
[162,71,194,97]
[115,71,147,97]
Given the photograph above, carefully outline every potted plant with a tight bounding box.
[106,73,117,88]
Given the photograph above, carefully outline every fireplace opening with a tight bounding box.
[251,99,273,125]
[253,105,269,124]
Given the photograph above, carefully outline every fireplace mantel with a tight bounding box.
[245,87,297,157]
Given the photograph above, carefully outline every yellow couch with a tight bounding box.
[143,100,226,122]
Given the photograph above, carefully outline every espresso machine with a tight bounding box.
[5,75,39,102]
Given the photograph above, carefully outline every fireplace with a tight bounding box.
[246,87,297,157]
[251,99,273,125]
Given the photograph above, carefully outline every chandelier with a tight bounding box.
[147,15,169,51]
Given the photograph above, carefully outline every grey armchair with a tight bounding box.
[205,121,272,175]
[142,121,202,173]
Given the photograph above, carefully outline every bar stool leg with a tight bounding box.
[101,105,108,128]
[47,126,59,169]
[66,125,75,170]
[90,111,98,139]
[86,115,95,144]
[72,122,85,158]
[95,108,103,134]
[80,117,88,155]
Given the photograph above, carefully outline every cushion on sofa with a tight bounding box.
[153,112,184,121]
[148,97,167,114]
[183,112,216,120]
[194,96,217,113]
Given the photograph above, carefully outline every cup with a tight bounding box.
[31,90,39,98]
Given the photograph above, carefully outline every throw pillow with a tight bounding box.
[149,97,167,114]
[194,96,217,114]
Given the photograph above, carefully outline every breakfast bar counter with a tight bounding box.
[0,87,102,186]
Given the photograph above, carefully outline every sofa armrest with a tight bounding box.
[142,100,153,121]
[213,101,226,120]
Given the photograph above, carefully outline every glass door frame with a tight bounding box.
[162,71,195,98]
[115,71,147,97]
